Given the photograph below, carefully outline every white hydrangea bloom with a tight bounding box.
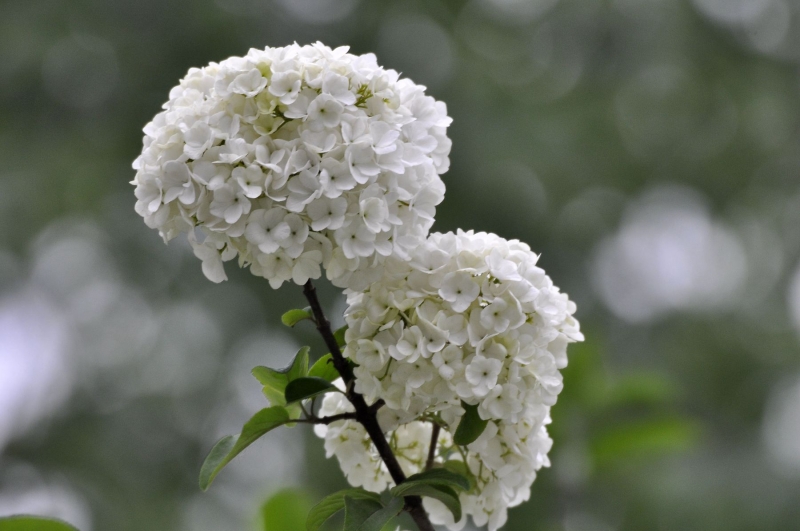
[132,42,452,289]
[315,230,583,531]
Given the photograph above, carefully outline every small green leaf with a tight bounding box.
[285,377,338,404]
[403,468,470,491]
[333,325,348,348]
[343,496,383,531]
[253,366,289,394]
[282,308,313,327]
[453,401,488,446]
[261,384,288,407]
[288,346,310,381]
[198,435,237,491]
[306,489,382,531]
[0,516,79,531]
[308,354,340,382]
[252,347,312,406]
[261,489,312,531]
[390,484,462,522]
[199,406,291,490]
[357,496,403,531]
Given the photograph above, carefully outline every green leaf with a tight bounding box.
[357,496,403,531]
[343,496,383,531]
[403,468,470,491]
[253,366,289,400]
[453,401,488,446]
[605,372,679,408]
[288,346,310,381]
[442,461,476,490]
[261,384,288,407]
[0,516,79,531]
[252,347,312,406]
[388,469,468,523]
[199,406,291,490]
[198,435,237,491]
[261,489,312,531]
[285,377,338,404]
[306,488,382,531]
[308,354,340,382]
[282,308,313,327]
[390,483,462,522]
[333,325,348,348]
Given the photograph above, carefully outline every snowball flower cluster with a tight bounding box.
[315,230,583,530]
[132,42,451,289]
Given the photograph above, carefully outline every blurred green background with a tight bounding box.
[1,0,800,530]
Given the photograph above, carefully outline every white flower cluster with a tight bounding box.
[132,43,451,289]
[315,230,583,530]
[314,390,451,491]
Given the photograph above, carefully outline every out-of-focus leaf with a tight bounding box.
[306,488,382,531]
[261,489,312,531]
[453,401,488,446]
[308,354,340,382]
[343,496,383,531]
[591,416,701,467]
[199,406,291,490]
[556,341,607,411]
[282,308,313,327]
[390,483,461,522]
[605,372,679,408]
[0,516,79,531]
[285,377,338,403]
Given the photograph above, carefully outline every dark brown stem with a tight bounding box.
[302,280,435,531]
[294,412,358,425]
[426,423,441,471]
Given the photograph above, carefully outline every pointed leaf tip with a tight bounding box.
[199,435,237,491]
[198,406,291,490]
[288,346,310,381]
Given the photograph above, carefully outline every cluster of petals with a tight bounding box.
[315,230,583,530]
[132,42,451,289]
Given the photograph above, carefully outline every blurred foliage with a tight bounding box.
[260,489,311,531]
[0,516,78,531]
[552,340,701,473]
[1,0,800,530]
